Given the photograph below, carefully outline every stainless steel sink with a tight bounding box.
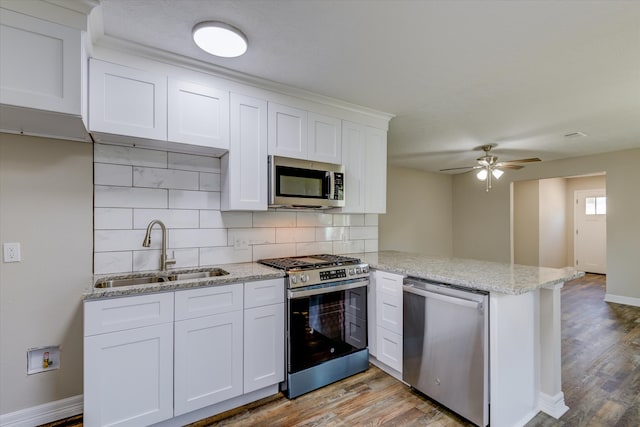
[167,268,229,281]
[94,275,168,288]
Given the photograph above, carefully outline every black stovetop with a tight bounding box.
[258,254,361,271]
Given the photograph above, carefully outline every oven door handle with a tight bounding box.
[288,280,369,299]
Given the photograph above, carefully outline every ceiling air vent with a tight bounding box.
[564,131,587,138]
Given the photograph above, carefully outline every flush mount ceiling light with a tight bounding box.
[192,21,248,58]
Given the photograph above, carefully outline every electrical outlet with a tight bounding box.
[3,242,21,262]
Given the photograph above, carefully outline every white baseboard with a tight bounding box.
[538,391,569,419]
[0,395,83,427]
[604,293,640,307]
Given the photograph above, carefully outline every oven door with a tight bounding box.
[287,280,368,374]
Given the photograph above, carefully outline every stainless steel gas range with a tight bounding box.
[258,254,370,398]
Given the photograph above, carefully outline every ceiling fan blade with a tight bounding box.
[439,165,478,172]
[498,164,524,170]
[500,157,541,164]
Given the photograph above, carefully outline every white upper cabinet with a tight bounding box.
[308,112,342,164]
[341,121,387,213]
[167,78,229,149]
[89,59,167,141]
[0,8,89,141]
[268,102,308,160]
[222,93,268,211]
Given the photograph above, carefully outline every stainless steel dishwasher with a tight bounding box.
[403,277,489,427]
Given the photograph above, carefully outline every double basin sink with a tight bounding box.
[94,267,229,289]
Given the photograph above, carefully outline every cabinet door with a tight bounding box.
[244,303,285,393]
[168,78,229,149]
[0,9,82,115]
[174,310,244,415]
[84,324,174,427]
[375,271,403,335]
[268,102,307,159]
[308,112,342,163]
[364,127,387,213]
[221,93,268,210]
[89,59,167,140]
[341,121,366,213]
[376,326,402,372]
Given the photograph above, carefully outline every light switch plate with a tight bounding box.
[3,242,21,262]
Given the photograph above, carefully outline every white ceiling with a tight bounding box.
[96,0,640,173]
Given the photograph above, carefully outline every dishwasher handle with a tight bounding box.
[403,284,484,311]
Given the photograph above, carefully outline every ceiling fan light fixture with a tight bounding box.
[492,168,504,179]
[476,169,488,181]
[193,21,248,58]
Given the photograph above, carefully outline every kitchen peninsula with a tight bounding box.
[364,250,584,427]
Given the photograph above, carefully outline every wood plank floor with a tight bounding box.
[42,273,640,426]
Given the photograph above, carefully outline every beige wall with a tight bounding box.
[513,180,539,266]
[538,177,567,268]
[379,166,453,256]
[453,147,639,301]
[0,134,93,414]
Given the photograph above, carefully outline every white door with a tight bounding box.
[574,189,607,274]
[244,303,285,393]
[267,102,307,159]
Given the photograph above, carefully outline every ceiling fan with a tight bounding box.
[440,145,541,192]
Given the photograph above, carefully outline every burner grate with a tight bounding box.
[258,254,361,270]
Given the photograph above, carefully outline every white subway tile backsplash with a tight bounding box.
[133,209,199,229]
[94,144,378,274]
[333,214,365,227]
[296,241,333,256]
[253,211,297,228]
[200,246,252,265]
[95,186,167,208]
[169,228,227,248]
[296,212,333,227]
[316,227,348,242]
[94,208,132,229]
[169,189,220,210]
[133,167,199,190]
[252,243,296,261]
[168,152,221,173]
[95,144,167,168]
[94,251,132,274]
[276,227,316,243]
[349,226,378,240]
[199,173,221,191]
[94,163,132,186]
[228,228,276,246]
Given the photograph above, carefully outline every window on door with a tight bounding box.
[585,196,607,215]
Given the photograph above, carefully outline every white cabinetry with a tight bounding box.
[268,103,342,163]
[0,8,89,141]
[174,284,244,415]
[374,270,403,373]
[89,59,167,141]
[341,121,387,213]
[84,293,174,427]
[168,79,229,149]
[244,278,285,393]
[222,93,268,211]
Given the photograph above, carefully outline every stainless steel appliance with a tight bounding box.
[268,155,345,209]
[258,254,369,398]
[403,277,489,427]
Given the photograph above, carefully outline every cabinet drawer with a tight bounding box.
[175,283,243,321]
[84,293,174,336]
[377,326,402,372]
[245,278,284,308]
[375,270,404,296]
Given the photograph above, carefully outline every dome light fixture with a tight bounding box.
[192,21,248,58]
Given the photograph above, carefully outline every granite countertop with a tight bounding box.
[84,262,285,300]
[361,251,584,295]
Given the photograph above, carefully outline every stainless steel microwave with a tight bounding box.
[268,155,345,209]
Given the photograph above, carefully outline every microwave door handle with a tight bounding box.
[326,172,335,200]
[269,158,276,204]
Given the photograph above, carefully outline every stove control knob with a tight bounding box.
[290,275,298,284]
[301,274,309,283]
[349,268,356,275]
[362,266,369,273]
[356,267,362,274]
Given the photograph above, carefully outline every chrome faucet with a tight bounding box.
[142,219,176,271]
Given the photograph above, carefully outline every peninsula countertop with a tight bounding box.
[361,250,584,295]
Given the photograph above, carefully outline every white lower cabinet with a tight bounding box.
[84,293,175,427]
[372,270,404,374]
[84,278,285,426]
